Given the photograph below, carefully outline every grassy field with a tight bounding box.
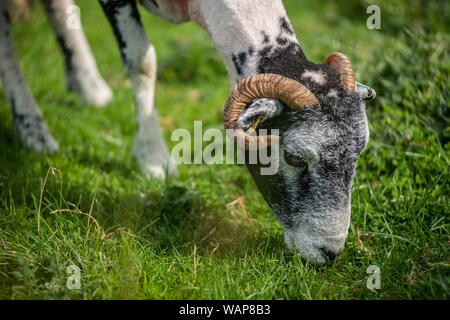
[0,0,448,299]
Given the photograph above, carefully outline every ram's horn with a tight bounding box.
[223,74,318,150]
[323,52,355,93]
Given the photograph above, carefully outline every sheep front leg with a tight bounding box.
[0,3,58,153]
[42,0,113,107]
[99,0,176,179]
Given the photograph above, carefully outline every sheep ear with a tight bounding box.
[356,81,376,101]
[237,98,284,133]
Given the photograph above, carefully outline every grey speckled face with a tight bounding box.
[242,84,370,264]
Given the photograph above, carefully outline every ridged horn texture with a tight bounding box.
[223,73,318,150]
[323,52,355,93]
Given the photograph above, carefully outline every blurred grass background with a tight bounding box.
[0,0,448,299]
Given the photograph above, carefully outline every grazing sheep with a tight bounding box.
[0,0,375,263]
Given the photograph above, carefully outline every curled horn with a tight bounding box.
[323,52,356,93]
[223,73,318,150]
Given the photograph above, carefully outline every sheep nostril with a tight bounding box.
[321,248,337,261]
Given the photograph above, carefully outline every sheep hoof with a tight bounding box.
[15,117,59,154]
[67,72,113,107]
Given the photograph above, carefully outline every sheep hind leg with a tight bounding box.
[42,0,113,107]
[0,5,58,153]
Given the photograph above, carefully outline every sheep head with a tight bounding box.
[224,51,375,263]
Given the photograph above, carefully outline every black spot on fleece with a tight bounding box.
[258,42,341,98]
[254,16,343,99]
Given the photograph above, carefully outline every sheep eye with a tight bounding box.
[284,151,308,169]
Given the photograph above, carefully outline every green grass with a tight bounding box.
[0,0,448,299]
